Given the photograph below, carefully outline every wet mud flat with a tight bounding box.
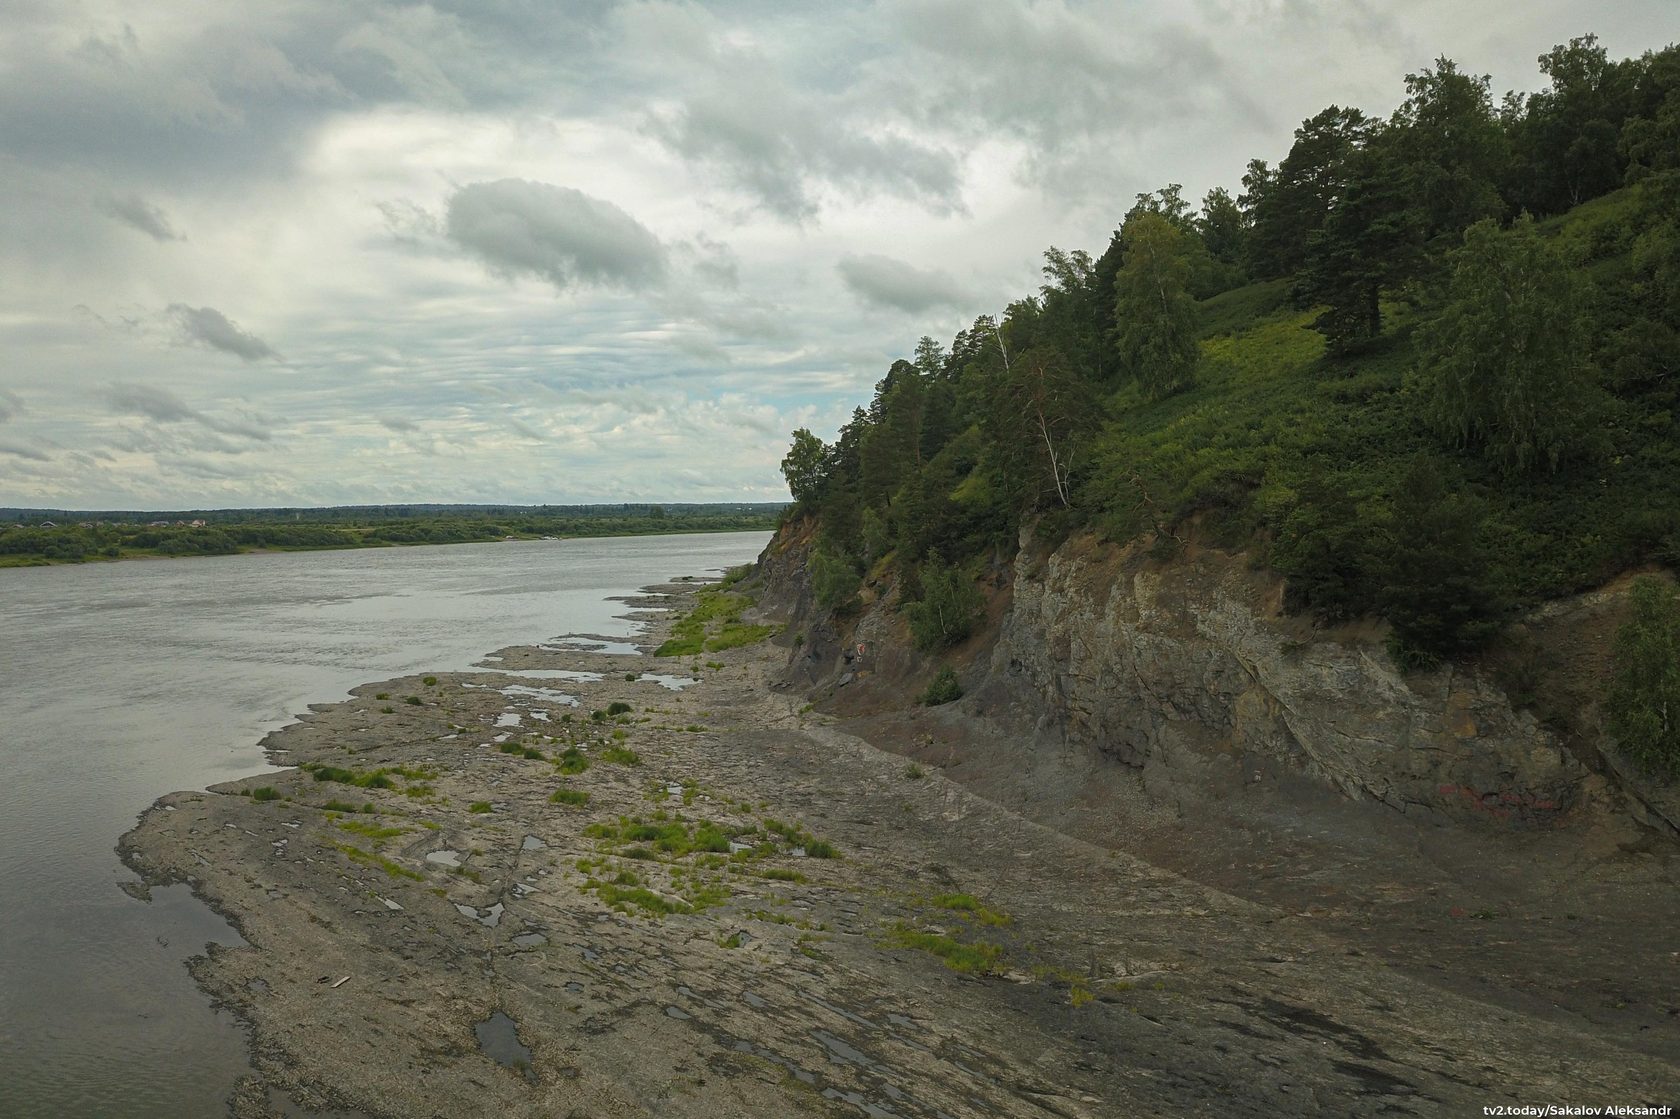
[122,583,1679,1117]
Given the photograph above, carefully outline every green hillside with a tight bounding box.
[782,34,1680,670]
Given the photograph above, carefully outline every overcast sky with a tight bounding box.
[0,1,1673,509]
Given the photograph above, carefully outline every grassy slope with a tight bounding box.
[1077,186,1674,612]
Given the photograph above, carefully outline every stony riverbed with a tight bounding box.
[120,581,1680,1117]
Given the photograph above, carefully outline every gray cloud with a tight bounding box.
[837,254,971,314]
[105,382,273,443]
[654,81,962,221]
[168,304,277,361]
[444,179,667,291]
[379,416,420,433]
[0,441,49,461]
[680,234,740,289]
[0,389,21,423]
[100,194,185,241]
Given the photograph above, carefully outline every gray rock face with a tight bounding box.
[987,537,1585,824]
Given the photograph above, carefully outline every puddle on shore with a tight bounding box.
[455,902,504,928]
[665,1005,692,1020]
[521,835,546,851]
[812,1029,877,1069]
[496,684,580,706]
[474,1011,535,1081]
[639,673,700,691]
[425,850,462,868]
[495,712,521,727]
[541,637,641,656]
[491,669,604,683]
[730,1038,817,1085]
[462,682,581,707]
[511,931,548,948]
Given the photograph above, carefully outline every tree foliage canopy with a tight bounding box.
[1113,212,1200,398]
[1414,217,1598,475]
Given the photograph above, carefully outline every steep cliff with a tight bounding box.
[756,520,1674,836]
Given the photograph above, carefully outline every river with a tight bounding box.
[0,531,770,1118]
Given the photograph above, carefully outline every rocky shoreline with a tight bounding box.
[121,576,1680,1117]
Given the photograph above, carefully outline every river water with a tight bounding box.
[0,532,769,1118]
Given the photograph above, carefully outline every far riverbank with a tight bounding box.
[0,505,782,567]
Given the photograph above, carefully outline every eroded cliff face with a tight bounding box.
[759,521,1667,832]
[984,535,1588,825]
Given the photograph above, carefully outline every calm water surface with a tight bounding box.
[0,532,768,1118]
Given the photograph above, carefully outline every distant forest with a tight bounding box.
[781,34,1680,667]
[0,504,782,566]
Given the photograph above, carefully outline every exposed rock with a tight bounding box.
[988,536,1584,824]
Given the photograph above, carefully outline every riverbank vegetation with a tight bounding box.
[781,35,1680,675]
[0,503,782,566]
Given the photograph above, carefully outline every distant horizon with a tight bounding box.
[3,500,787,518]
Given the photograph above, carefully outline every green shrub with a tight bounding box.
[606,701,632,716]
[468,801,493,814]
[810,545,862,613]
[881,921,1003,975]
[921,666,963,706]
[1607,577,1680,779]
[906,554,984,652]
[305,765,393,789]
[549,787,590,806]
[250,786,280,802]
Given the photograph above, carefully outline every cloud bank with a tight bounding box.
[0,0,1671,508]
